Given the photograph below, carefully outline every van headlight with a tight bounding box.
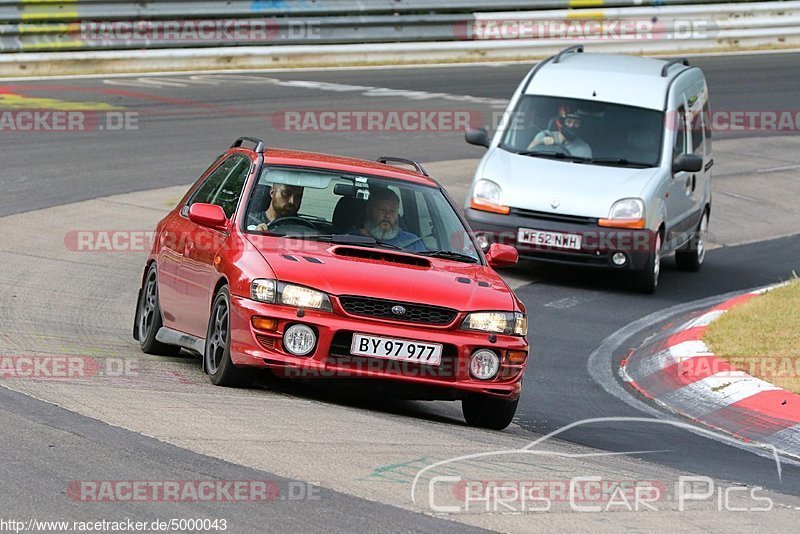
[251,279,332,311]
[462,312,527,336]
[599,198,646,229]
[470,179,510,215]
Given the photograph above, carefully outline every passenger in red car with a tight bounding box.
[358,188,425,251]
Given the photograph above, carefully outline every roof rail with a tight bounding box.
[661,58,689,77]
[376,156,429,176]
[231,136,265,153]
[552,44,583,64]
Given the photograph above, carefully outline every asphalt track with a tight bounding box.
[2,52,800,531]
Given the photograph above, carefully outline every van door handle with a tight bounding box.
[691,175,697,192]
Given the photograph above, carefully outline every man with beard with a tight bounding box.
[250,183,305,231]
[357,187,425,252]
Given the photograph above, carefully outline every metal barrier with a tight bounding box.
[0,1,798,76]
[0,0,795,53]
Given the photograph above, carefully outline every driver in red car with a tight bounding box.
[527,106,592,159]
[252,183,305,231]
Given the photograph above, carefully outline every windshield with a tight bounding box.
[244,166,481,262]
[500,95,664,167]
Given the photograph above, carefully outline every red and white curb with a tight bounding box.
[621,283,800,458]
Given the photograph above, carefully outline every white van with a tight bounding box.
[465,46,712,293]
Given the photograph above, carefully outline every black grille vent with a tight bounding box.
[339,296,457,325]
[510,208,597,225]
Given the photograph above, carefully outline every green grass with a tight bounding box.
[704,278,800,394]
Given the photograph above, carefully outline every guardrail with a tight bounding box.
[0,1,797,75]
[0,0,795,53]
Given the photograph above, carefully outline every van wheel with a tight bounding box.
[462,394,519,430]
[631,232,662,294]
[676,211,708,272]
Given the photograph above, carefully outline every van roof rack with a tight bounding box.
[552,45,583,64]
[661,58,689,77]
[231,137,265,153]
[376,156,429,176]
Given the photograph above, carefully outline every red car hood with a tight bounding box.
[245,236,515,312]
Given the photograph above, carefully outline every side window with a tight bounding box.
[702,101,712,154]
[672,107,687,159]
[414,190,436,249]
[210,157,250,218]
[691,107,705,157]
[188,157,239,207]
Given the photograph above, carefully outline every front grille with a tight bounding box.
[510,207,597,225]
[338,296,457,325]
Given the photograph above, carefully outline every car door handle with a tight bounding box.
[691,175,697,192]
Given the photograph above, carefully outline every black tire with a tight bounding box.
[135,264,182,356]
[631,231,662,294]
[462,394,519,430]
[676,210,709,272]
[205,286,248,387]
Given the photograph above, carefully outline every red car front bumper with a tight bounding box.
[228,295,528,400]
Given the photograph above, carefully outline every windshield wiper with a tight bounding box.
[418,250,479,263]
[515,150,589,162]
[583,158,653,168]
[296,234,403,250]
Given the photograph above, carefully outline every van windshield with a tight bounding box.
[500,95,664,168]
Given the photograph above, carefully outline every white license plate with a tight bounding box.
[518,228,582,250]
[350,333,443,366]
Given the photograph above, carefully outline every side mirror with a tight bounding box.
[673,153,703,173]
[485,243,518,268]
[188,203,228,229]
[465,127,490,148]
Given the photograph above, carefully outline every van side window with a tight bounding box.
[703,101,712,154]
[691,108,704,157]
[673,107,687,158]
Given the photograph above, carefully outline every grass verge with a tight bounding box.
[704,278,800,394]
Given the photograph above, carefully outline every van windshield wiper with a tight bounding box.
[515,150,589,163]
[583,158,653,168]
[418,250,479,263]
[295,233,402,250]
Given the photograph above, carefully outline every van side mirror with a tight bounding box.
[485,243,518,268]
[188,203,228,229]
[673,153,703,173]
[465,127,490,148]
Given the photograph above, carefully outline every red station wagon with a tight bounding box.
[134,137,529,429]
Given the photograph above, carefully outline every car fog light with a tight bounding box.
[283,324,316,356]
[612,252,627,266]
[470,349,500,380]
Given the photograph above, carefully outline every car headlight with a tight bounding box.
[470,179,510,215]
[251,279,332,311]
[599,198,646,229]
[462,312,527,336]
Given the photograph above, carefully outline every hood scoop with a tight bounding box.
[332,246,431,268]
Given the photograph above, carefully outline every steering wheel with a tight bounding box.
[267,216,319,232]
[528,143,573,157]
